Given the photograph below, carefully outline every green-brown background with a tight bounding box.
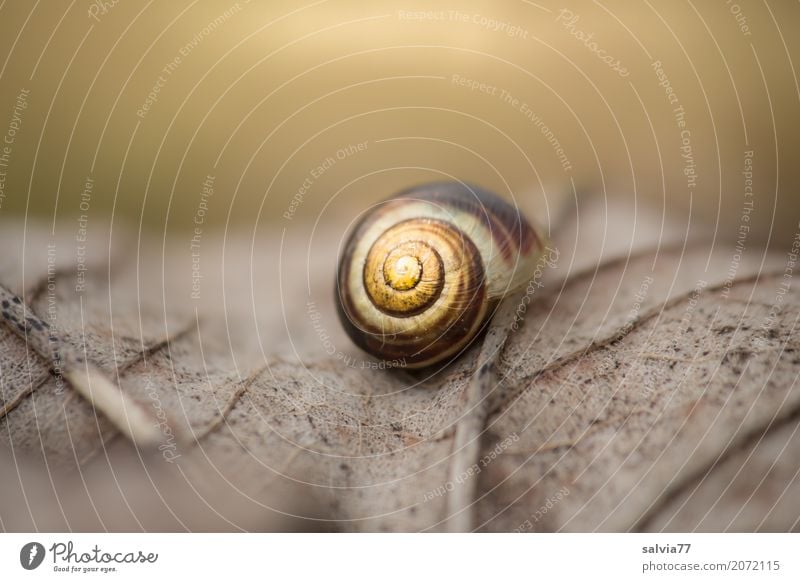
[0,0,797,246]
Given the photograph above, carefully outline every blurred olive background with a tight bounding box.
[0,0,797,246]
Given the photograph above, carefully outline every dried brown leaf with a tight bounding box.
[1,207,797,532]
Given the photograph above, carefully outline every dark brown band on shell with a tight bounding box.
[389,182,542,262]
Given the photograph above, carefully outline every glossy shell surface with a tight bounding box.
[336,182,543,368]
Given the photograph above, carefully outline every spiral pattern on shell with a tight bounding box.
[336,182,544,369]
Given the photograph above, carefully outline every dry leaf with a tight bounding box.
[1,201,798,532]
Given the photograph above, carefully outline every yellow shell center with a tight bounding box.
[384,254,421,291]
[362,223,446,317]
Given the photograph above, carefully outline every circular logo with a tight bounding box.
[19,542,45,570]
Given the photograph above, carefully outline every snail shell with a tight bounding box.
[335,181,545,369]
